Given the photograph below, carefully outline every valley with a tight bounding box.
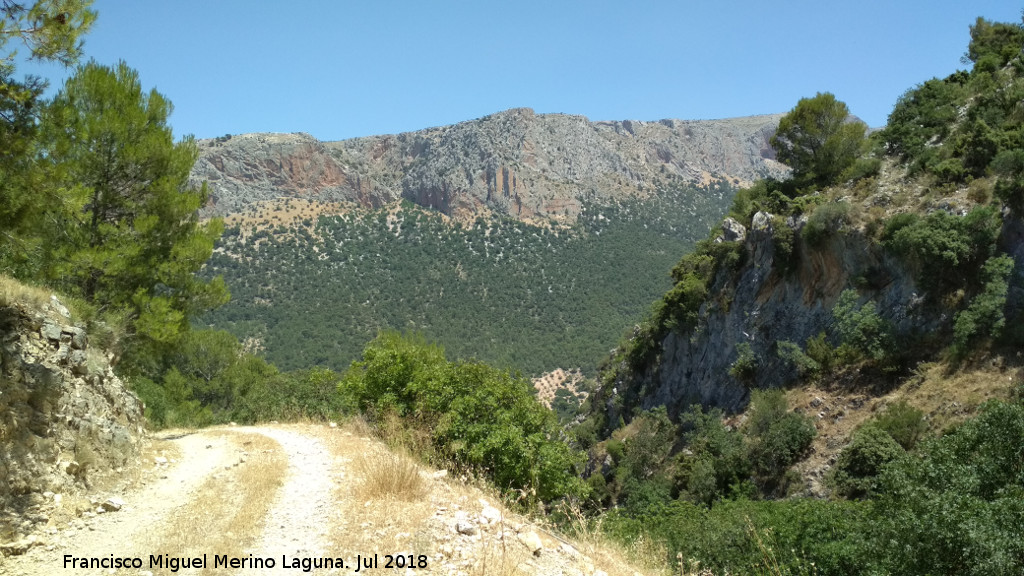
[3,5,1024,576]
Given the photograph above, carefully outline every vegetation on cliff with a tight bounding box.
[574,13,1024,576]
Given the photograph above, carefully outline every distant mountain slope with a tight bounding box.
[191,108,786,222]
[203,184,734,375]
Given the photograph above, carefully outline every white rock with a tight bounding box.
[517,531,542,555]
[101,497,124,512]
[479,505,501,525]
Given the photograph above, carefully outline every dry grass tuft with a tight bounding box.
[467,537,527,576]
[354,449,427,501]
[557,510,670,576]
[0,275,55,310]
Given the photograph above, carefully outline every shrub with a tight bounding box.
[615,407,677,498]
[804,331,835,373]
[840,157,882,182]
[750,411,816,480]
[868,400,1024,576]
[339,332,587,504]
[802,201,850,247]
[952,254,1014,357]
[828,424,904,499]
[992,148,1024,211]
[832,289,894,363]
[872,400,927,450]
[883,199,1001,296]
[776,340,820,378]
[680,404,751,504]
[745,390,816,482]
[771,215,796,273]
[729,342,758,382]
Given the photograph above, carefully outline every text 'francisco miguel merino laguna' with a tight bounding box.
[64,552,430,572]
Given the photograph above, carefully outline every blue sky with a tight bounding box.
[24,1,1023,141]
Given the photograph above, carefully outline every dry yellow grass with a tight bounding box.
[789,355,1021,493]
[0,275,60,312]
[142,431,286,576]
[353,449,427,502]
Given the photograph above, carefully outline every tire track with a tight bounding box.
[242,427,337,575]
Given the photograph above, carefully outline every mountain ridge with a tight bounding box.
[191,108,787,223]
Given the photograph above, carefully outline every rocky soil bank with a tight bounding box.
[0,295,144,548]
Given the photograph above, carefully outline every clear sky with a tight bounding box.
[23,1,1023,141]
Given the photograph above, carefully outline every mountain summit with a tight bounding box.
[191,108,787,223]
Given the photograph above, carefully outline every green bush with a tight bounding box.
[992,148,1024,211]
[828,424,904,499]
[728,178,799,226]
[750,411,816,480]
[804,332,835,373]
[601,497,868,576]
[679,404,751,504]
[802,201,850,247]
[613,407,677,508]
[872,400,927,450]
[339,332,586,504]
[952,254,1014,357]
[744,390,816,482]
[729,342,758,382]
[839,157,882,182]
[771,215,796,273]
[832,289,894,363]
[776,340,820,378]
[883,77,965,161]
[605,439,625,464]
[868,400,1024,576]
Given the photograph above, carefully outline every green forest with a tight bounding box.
[202,183,734,376]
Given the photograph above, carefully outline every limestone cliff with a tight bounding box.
[191,108,787,223]
[0,292,144,542]
[598,202,1024,422]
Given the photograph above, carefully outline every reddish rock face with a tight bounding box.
[191,110,788,222]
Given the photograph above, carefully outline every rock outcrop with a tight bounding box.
[0,295,144,541]
[191,108,788,223]
[604,211,934,419]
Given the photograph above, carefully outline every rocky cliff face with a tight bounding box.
[0,295,144,541]
[191,108,787,222]
[604,212,935,420]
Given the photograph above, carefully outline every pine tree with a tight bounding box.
[1,0,96,273]
[771,92,866,188]
[43,60,228,347]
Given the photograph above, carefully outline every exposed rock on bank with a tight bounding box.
[0,296,144,543]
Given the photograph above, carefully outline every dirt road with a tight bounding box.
[0,424,655,576]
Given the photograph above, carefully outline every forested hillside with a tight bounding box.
[6,4,1024,576]
[202,181,733,375]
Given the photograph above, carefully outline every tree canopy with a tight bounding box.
[43,60,228,352]
[1,0,95,274]
[0,0,96,74]
[770,92,866,187]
